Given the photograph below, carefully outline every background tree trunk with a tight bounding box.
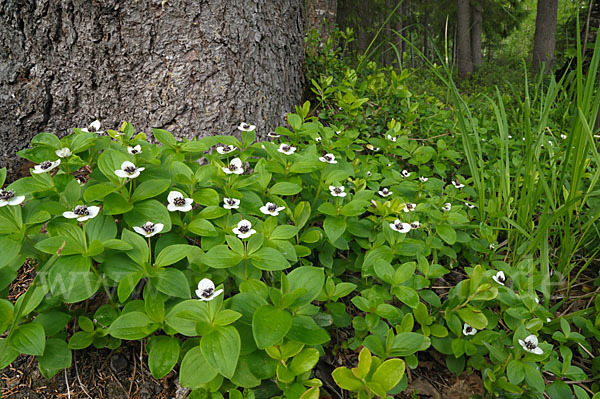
[0,0,304,178]
[532,0,559,74]
[305,0,337,39]
[471,2,483,68]
[457,0,473,78]
[393,1,405,68]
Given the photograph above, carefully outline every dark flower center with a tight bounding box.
[173,197,186,206]
[202,287,214,298]
[407,203,414,210]
[41,161,52,169]
[227,199,236,206]
[325,155,332,161]
[497,275,505,283]
[142,223,155,233]
[241,123,249,129]
[334,188,342,194]
[73,205,89,216]
[238,225,249,233]
[124,166,137,174]
[394,222,403,229]
[0,190,15,201]
[411,223,419,229]
[382,188,389,194]
[524,340,536,350]
[229,162,238,171]
[282,145,291,152]
[130,148,139,154]
[465,326,473,333]
[267,204,277,212]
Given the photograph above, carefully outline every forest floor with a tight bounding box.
[1,263,483,399]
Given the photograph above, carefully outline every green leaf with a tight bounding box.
[85,215,118,242]
[340,200,369,217]
[391,332,428,356]
[121,228,149,265]
[154,268,190,298]
[98,149,131,184]
[201,326,241,379]
[546,381,573,399]
[323,216,346,242]
[332,367,364,391]
[507,359,525,384]
[130,179,171,202]
[192,188,220,206]
[155,244,195,267]
[456,307,488,330]
[287,267,324,307]
[9,323,46,356]
[153,128,177,148]
[165,300,209,336]
[187,217,217,236]
[289,348,319,375]
[523,362,545,392]
[250,247,290,271]
[180,346,218,388]
[436,224,456,245]
[37,339,72,379]
[372,358,405,391]
[117,271,143,302]
[270,182,302,196]
[286,315,329,345]
[0,339,19,369]
[252,305,293,349]
[108,312,156,340]
[35,236,85,255]
[68,331,94,350]
[392,286,420,309]
[103,192,134,215]
[203,245,243,269]
[148,336,180,379]
[123,199,171,234]
[288,113,302,130]
[270,225,299,240]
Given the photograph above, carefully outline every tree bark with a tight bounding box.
[471,2,483,68]
[532,0,559,74]
[457,0,473,78]
[393,1,404,68]
[0,0,304,178]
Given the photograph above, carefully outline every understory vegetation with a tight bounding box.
[1,27,600,399]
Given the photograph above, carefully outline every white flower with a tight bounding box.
[378,188,393,197]
[114,161,144,179]
[63,205,100,222]
[268,131,280,138]
[518,335,543,355]
[315,136,322,142]
[546,317,552,322]
[232,219,256,239]
[0,189,25,207]
[216,145,236,154]
[195,278,223,302]
[522,137,526,141]
[389,219,411,233]
[452,180,465,189]
[222,158,244,175]
[463,323,477,336]
[278,143,296,155]
[127,145,142,155]
[55,147,72,158]
[442,203,452,212]
[534,296,540,304]
[401,170,411,178]
[402,203,416,212]
[319,153,337,164]
[387,134,397,142]
[489,243,496,250]
[367,171,372,177]
[508,135,513,139]
[260,202,285,216]
[223,197,241,209]
[492,271,506,285]
[366,144,380,151]
[387,163,392,167]
[410,221,420,229]
[32,160,61,174]
[238,122,255,132]
[419,176,428,182]
[167,191,193,212]
[133,221,164,237]
[82,119,103,133]
[329,185,347,197]
[560,134,567,140]
[335,130,341,135]
[481,138,486,142]
[465,202,476,209]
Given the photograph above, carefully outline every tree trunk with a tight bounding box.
[457,0,473,78]
[305,0,337,39]
[357,1,372,54]
[532,0,559,74]
[393,1,404,68]
[471,2,483,68]
[0,0,304,178]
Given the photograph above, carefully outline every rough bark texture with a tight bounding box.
[532,0,558,74]
[457,0,473,78]
[471,3,483,68]
[305,0,337,39]
[0,0,304,178]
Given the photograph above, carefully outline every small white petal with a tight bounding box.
[89,120,102,131]
[63,211,78,219]
[55,147,72,158]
